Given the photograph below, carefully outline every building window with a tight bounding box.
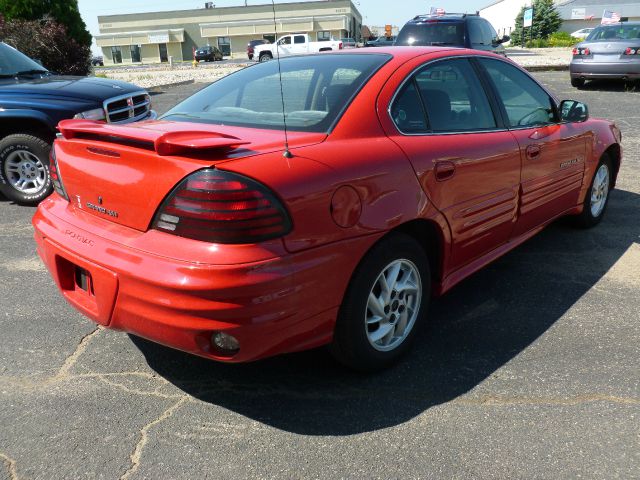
[217,36,231,56]
[111,46,122,64]
[159,43,168,62]
[317,31,331,42]
[130,45,141,63]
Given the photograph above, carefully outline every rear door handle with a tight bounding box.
[435,161,456,181]
[526,144,541,159]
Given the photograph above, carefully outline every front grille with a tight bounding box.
[104,91,151,123]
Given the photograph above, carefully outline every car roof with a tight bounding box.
[406,13,478,23]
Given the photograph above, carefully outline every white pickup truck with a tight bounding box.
[253,34,343,62]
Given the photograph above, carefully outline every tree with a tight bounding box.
[511,0,562,46]
[0,0,91,47]
[0,18,91,75]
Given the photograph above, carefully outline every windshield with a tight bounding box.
[396,22,465,46]
[162,54,389,133]
[586,24,640,41]
[0,42,48,77]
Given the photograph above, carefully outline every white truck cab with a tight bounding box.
[253,34,343,62]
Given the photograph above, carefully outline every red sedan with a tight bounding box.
[33,48,622,370]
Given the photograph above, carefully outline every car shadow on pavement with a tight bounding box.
[131,188,640,436]
[580,80,640,93]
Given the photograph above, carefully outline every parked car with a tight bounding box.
[341,38,357,48]
[570,22,640,88]
[253,34,343,62]
[194,45,223,62]
[395,13,509,55]
[365,35,396,47]
[0,42,154,205]
[91,56,104,67]
[247,39,270,60]
[571,28,594,39]
[34,47,621,371]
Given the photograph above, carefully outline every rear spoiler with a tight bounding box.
[58,119,250,156]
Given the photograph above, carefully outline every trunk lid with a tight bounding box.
[55,119,326,231]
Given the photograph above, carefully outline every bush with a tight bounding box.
[547,31,579,47]
[0,17,91,75]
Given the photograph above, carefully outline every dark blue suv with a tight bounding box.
[395,13,509,55]
[0,42,154,205]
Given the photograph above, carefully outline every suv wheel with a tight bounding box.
[0,133,52,205]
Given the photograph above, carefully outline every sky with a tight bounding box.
[78,0,483,54]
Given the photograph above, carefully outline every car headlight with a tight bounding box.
[73,108,106,121]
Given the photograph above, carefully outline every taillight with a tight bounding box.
[573,47,590,56]
[152,169,292,244]
[49,144,69,201]
[624,47,640,55]
[339,42,343,50]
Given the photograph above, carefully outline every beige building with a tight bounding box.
[95,0,363,65]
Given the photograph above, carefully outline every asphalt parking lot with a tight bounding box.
[1,72,638,479]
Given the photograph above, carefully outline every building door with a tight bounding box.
[158,43,168,62]
[130,45,141,63]
[217,37,231,56]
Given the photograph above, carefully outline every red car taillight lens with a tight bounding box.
[49,145,69,201]
[624,47,640,55]
[152,169,292,244]
[573,47,590,55]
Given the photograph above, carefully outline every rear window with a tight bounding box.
[162,54,390,133]
[587,25,640,41]
[396,22,465,46]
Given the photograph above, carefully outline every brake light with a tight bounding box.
[624,47,640,55]
[339,42,343,49]
[573,47,590,55]
[49,144,69,201]
[152,169,292,244]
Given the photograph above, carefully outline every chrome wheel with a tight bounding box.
[590,163,610,218]
[4,150,47,194]
[365,259,422,352]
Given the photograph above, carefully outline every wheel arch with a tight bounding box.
[603,143,621,188]
[0,112,56,143]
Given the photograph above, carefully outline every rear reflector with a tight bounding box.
[152,169,292,244]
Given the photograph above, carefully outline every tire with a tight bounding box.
[571,77,585,89]
[330,232,430,371]
[0,133,53,206]
[259,52,272,62]
[573,154,612,228]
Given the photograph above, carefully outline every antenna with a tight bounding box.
[270,0,293,159]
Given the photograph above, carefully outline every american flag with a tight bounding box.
[601,10,621,24]
[430,7,445,16]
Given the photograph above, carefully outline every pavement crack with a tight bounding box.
[120,396,190,480]
[0,452,19,480]
[452,393,640,407]
[50,326,102,383]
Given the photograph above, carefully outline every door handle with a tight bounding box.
[526,144,541,159]
[435,161,456,181]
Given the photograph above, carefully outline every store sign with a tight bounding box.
[571,8,586,20]
[148,33,169,44]
[523,8,533,27]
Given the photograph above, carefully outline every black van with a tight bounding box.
[395,13,509,55]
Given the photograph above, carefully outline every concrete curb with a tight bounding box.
[147,79,195,93]
[522,64,570,72]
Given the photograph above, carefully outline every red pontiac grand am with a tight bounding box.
[33,48,622,370]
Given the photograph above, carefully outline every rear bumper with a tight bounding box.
[570,61,640,79]
[33,196,376,362]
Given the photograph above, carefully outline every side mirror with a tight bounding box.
[501,35,510,43]
[560,99,589,122]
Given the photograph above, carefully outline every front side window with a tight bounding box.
[468,20,484,45]
[162,54,389,132]
[278,36,292,45]
[317,31,331,42]
[479,58,556,127]
[111,46,122,64]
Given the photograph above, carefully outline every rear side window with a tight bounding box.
[479,58,556,127]
[391,58,497,133]
[396,22,465,46]
[294,35,306,44]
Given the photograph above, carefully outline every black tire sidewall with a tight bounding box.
[332,233,431,371]
[578,155,612,228]
[0,134,52,205]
